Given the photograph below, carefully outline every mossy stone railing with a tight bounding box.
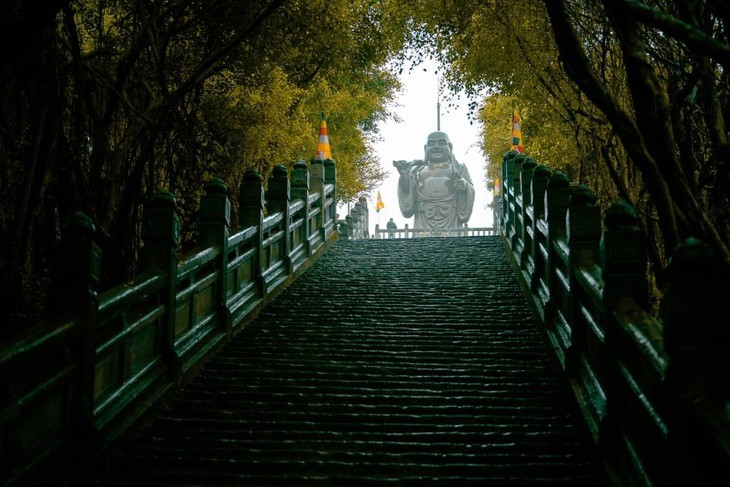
[0,159,339,486]
[499,150,730,485]
[337,196,370,240]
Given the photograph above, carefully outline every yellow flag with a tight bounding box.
[376,191,384,212]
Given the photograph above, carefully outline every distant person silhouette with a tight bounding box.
[386,218,397,238]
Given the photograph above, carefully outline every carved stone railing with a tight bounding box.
[500,150,730,485]
[373,224,497,239]
[337,196,370,240]
[0,159,339,486]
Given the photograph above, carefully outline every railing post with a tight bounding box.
[290,160,310,251]
[339,219,350,239]
[530,165,551,238]
[599,200,648,446]
[198,178,231,334]
[600,200,648,311]
[358,196,369,238]
[351,203,362,240]
[239,169,265,229]
[542,171,573,360]
[268,164,291,262]
[565,187,601,366]
[662,237,730,482]
[529,164,552,291]
[310,158,325,234]
[544,171,572,241]
[49,211,101,437]
[405,223,409,238]
[567,187,601,269]
[492,194,502,233]
[519,157,537,267]
[543,171,571,300]
[141,190,182,379]
[663,237,728,397]
[239,169,265,292]
[502,150,519,238]
[510,154,526,249]
[345,215,353,240]
[324,158,337,231]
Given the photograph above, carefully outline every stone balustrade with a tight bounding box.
[0,159,339,486]
[499,150,730,485]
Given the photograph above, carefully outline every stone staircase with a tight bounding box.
[90,237,605,485]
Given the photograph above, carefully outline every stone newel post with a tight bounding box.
[510,154,526,245]
[239,169,265,289]
[141,190,182,378]
[344,215,353,239]
[663,237,729,399]
[324,158,337,226]
[661,237,730,482]
[239,169,265,229]
[268,164,291,214]
[565,187,602,368]
[567,187,601,269]
[501,150,519,236]
[519,157,537,263]
[49,211,101,433]
[310,158,325,233]
[268,164,291,264]
[600,200,648,311]
[199,178,231,333]
[199,178,230,248]
[290,160,310,246]
[530,165,551,225]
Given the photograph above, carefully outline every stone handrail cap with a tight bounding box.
[533,164,552,179]
[523,157,537,169]
[205,177,227,195]
[570,186,597,206]
[272,164,288,178]
[547,171,570,188]
[666,237,715,279]
[243,169,262,183]
[150,190,177,209]
[503,150,520,162]
[63,211,96,238]
[604,200,639,229]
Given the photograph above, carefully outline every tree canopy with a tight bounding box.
[0,0,406,335]
[2,0,729,336]
[403,0,730,291]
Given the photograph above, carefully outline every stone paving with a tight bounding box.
[92,236,604,485]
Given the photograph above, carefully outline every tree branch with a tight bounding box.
[545,0,680,251]
[620,0,730,71]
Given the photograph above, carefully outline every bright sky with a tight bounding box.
[342,61,494,237]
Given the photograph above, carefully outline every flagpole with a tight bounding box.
[436,77,441,131]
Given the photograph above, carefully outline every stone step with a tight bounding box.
[91,237,603,485]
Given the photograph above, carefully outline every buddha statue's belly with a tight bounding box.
[420,176,453,198]
[418,165,455,199]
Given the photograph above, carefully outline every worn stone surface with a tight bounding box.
[92,237,603,485]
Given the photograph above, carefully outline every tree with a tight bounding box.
[0,0,408,336]
[399,0,730,282]
[545,0,730,269]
